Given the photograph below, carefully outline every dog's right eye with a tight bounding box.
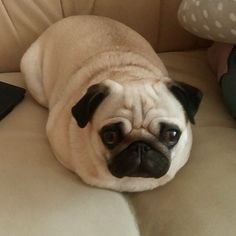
[100,122,123,149]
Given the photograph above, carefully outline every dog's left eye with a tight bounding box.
[100,122,123,149]
[159,124,181,148]
[102,131,119,145]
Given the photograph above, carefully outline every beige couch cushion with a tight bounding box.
[129,50,236,236]
[130,127,236,236]
[159,50,236,128]
[1,49,235,235]
[0,0,209,72]
[0,74,139,236]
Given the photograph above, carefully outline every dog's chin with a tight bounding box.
[96,172,174,192]
[75,164,175,192]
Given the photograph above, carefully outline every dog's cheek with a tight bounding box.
[169,124,192,176]
[90,130,110,161]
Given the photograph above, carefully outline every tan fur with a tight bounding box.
[21,15,192,192]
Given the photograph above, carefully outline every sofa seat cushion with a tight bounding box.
[130,126,236,236]
[129,50,236,236]
[0,73,139,236]
[159,50,236,128]
[1,49,235,235]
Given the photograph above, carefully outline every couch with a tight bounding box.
[0,0,236,235]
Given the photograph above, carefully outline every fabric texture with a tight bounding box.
[208,42,234,81]
[208,43,236,118]
[178,0,236,43]
[0,73,140,236]
[178,0,236,119]
[220,46,236,118]
[1,50,236,235]
[130,126,236,236]
[0,0,235,235]
[129,50,236,236]
[0,0,210,72]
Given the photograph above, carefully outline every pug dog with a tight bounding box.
[21,15,202,192]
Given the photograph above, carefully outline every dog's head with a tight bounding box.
[71,78,202,191]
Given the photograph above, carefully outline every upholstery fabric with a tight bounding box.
[130,126,236,236]
[129,50,236,236]
[0,73,140,236]
[178,0,236,44]
[0,0,235,235]
[159,50,236,128]
[0,0,210,72]
[1,50,236,235]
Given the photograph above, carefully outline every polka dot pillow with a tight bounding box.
[178,0,236,44]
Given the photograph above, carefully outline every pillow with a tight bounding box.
[178,0,236,119]
[178,0,236,44]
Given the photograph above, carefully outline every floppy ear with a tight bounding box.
[71,84,109,128]
[168,81,203,124]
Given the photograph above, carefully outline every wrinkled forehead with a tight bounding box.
[93,81,186,131]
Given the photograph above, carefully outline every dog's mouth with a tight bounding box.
[108,141,170,179]
[128,170,150,178]
[125,167,157,178]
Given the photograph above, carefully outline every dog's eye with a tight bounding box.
[102,130,119,145]
[100,122,123,149]
[160,124,181,148]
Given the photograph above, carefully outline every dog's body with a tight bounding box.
[21,15,202,192]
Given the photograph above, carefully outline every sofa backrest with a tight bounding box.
[0,0,210,72]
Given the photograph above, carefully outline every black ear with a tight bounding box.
[71,84,109,128]
[169,81,203,124]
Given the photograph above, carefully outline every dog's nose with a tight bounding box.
[108,141,170,178]
[135,141,151,155]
